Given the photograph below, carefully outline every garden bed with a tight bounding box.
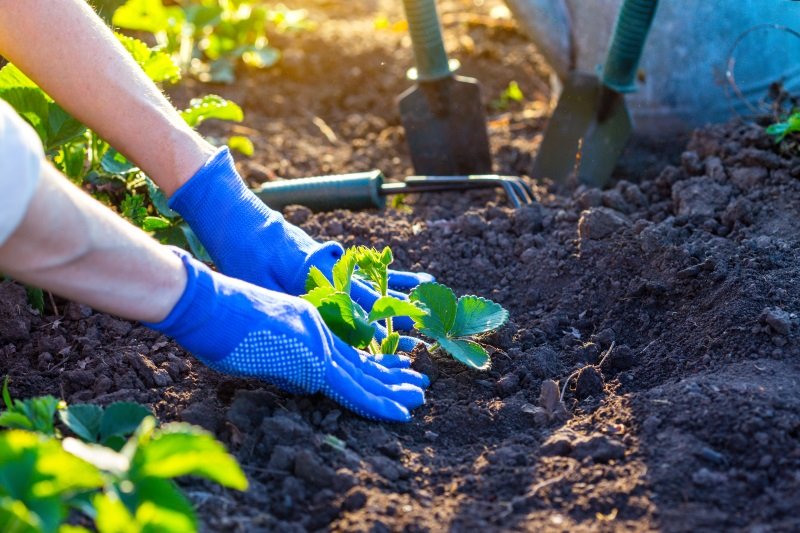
[2,0,799,531]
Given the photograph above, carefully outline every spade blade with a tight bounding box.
[575,91,632,187]
[398,75,492,175]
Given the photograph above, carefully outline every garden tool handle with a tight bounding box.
[251,171,386,212]
[601,0,659,93]
[401,0,453,81]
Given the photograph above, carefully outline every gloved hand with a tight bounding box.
[169,147,433,331]
[144,249,429,422]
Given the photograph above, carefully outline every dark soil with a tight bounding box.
[3,1,800,531]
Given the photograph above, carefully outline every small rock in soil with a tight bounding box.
[671,177,732,218]
[64,302,92,321]
[540,434,573,457]
[495,373,519,397]
[576,188,603,210]
[268,445,297,472]
[591,328,616,348]
[294,450,335,488]
[692,467,728,487]
[369,455,402,481]
[760,307,792,336]
[342,489,368,512]
[578,207,630,241]
[528,346,562,378]
[606,344,636,370]
[180,401,222,433]
[575,366,604,399]
[226,390,276,432]
[411,344,438,382]
[572,434,625,463]
[730,166,767,190]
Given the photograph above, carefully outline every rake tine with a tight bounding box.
[502,177,533,205]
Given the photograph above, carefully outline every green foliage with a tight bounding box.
[491,80,525,111]
[0,33,243,263]
[0,382,247,533]
[111,0,311,83]
[766,111,800,143]
[410,282,508,369]
[303,246,508,367]
[25,287,45,315]
[0,378,63,436]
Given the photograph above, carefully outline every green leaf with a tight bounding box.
[128,478,197,531]
[305,266,334,292]
[59,404,103,442]
[0,64,37,90]
[367,296,426,323]
[45,106,87,151]
[2,378,13,410]
[179,95,243,128]
[241,45,280,69]
[112,0,172,33]
[380,332,400,355]
[115,33,181,84]
[438,338,490,370]
[0,411,34,431]
[130,422,248,490]
[121,195,147,226]
[57,142,89,182]
[0,497,41,533]
[317,294,375,350]
[302,286,336,307]
[451,295,509,337]
[99,402,153,449]
[179,224,213,263]
[142,216,171,232]
[409,282,458,337]
[354,246,389,296]
[332,248,357,293]
[228,135,254,156]
[93,492,134,533]
[25,286,45,314]
[100,148,137,175]
[62,438,130,474]
[144,177,176,219]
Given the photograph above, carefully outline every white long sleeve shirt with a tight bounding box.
[0,99,43,246]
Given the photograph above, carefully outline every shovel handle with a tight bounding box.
[252,171,386,212]
[601,0,659,93]
[401,0,452,81]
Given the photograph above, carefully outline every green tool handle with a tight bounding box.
[401,0,452,81]
[251,171,386,212]
[601,0,659,93]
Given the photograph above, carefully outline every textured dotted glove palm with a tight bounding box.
[145,250,428,422]
[169,148,433,332]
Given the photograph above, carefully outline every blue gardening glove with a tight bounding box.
[168,148,434,331]
[144,249,429,422]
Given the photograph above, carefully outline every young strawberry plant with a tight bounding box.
[766,110,800,146]
[303,246,508,369]
[303,247,424,354]
[409,282,508,369]
[0,380,247,533]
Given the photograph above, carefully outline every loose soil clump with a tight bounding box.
[2,1,799,531]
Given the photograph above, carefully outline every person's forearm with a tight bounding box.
[0,163,186,323]
[0,0,215,196]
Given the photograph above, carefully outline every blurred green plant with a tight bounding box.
[112,0,314,83]
[0,378,247,533]
[766,110,800,143]
[491,80,525,111]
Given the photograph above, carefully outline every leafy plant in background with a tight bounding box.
[303,246,508,369]
[112,0,313,83]
[766,110,800,144]
[0,34,248,262]
[0,379,247,533]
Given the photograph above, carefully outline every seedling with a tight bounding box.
[303,247,424,354]
[303,246,508,369]
[766,110,800,143]
[410,282,508,369]
[491,80,525,111]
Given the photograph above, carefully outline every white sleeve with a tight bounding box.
[0,99,44,246]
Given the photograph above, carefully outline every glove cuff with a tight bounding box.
[142,248,238,361]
